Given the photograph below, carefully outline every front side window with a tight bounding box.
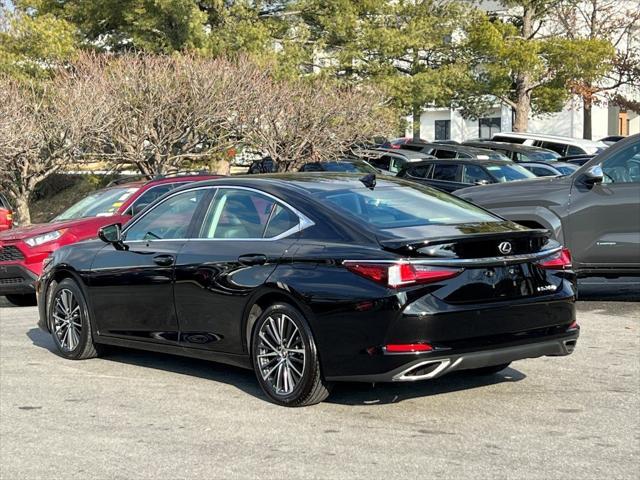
[407,165,432,179]
[126,183,187,214]
[601,141,640,184]
[486,164,536,182]
[124,189,207,241]
[538,141,567,156]
[200,189,299,239]
[433,149,457,159]
[369,156,391,170]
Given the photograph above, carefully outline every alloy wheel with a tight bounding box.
[52,288,82,352]
[256,313,306,396]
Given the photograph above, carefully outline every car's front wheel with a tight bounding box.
[251,303,331,407]
[48,278,101,360]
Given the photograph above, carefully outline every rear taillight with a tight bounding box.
[539,248,572,270]
[343,261,462,288]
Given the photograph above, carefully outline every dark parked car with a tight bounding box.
[458,134,640,277]
[462,141,560,163]
[299,159,378,174]
[399,142,510,160]
[519,161,579,177]
[37,175,579,406]
[491,132,607,156]
[354,148,435,175]
[397,158,535,192]
[249,158,377,175]
[600,135,626,145]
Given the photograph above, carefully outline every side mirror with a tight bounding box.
[130,203,149,216]
[581,165,604,186]
[98,223,122,244]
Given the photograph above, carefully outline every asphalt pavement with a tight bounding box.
[0,279,638,480]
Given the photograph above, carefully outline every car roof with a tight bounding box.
[362,148,433,159]
[462,141,555,153]
[492,132,607,147]
[404,142,497,155]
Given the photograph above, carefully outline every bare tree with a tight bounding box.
[237,73,395,172]
[86,54,243,175]
[0,71,109,225]
[553,0,640,138]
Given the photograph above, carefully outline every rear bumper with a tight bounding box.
[0,264,38,295]
[326,331,579,382]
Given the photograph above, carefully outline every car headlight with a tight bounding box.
[24,229,66,247]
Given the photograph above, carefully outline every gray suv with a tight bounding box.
[457,134,640,277]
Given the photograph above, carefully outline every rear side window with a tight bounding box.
[369,156,392,170]
[318,185,499,229]
[432,163,460,181]
[433,149,457,159]
[493,135,526,144]
[199,189,299,239]
[567,145,586,156]
[536,141,567,156]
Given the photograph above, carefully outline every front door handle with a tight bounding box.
[153,254,175,267]
[238,254,267,266]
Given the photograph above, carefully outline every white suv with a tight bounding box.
[492,132,608,156]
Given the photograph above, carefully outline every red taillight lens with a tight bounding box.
[385,343,433,353]
[344,261,462,288]
[539,248,572,270]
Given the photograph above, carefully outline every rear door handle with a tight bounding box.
[238,254,267,266]
[153,254,175,266]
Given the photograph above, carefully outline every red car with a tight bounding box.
[0,173,218,306]
[0,193,13,232]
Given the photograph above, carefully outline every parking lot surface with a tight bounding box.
[1,279,638,480]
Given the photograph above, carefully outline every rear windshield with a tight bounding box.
[54,187,138,220]
[317,185,499,229]
[485,164,535,182]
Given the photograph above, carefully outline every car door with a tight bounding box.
[174,187,305,354]
[88,187,209,343]
[567,140,640,269]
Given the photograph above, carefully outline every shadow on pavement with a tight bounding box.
[27,327,526,406]
[578,277,640,302]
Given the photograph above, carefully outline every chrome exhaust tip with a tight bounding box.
[393,359,451,382]
[563,339,577,354]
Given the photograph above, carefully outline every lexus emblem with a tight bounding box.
[498,241,512,255]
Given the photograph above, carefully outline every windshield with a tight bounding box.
[318,185,499,229]
[55,187,138,220]
[524,151,560,161]
[486,164,536,182]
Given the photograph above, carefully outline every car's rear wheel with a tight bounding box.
[48,278,100,360]
[5,293,37,307]
[465,362,511,376]
[251,303,331,407]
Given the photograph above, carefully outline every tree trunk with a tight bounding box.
[412,104,421,140]
[513,75,531,132]
[582,98,593,139]
[512,5,534,133]
[13,194,31,226]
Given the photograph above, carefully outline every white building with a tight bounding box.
[411,0,640,142]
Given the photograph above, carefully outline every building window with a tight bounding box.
[479,117,501,139]
[435,120,451,140]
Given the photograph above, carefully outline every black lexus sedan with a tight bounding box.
[37,175,579,407]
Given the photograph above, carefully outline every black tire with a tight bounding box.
[48,278,100,360]
[465,362,511,376]
[5,293,37,307]
[251,303,331,407]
